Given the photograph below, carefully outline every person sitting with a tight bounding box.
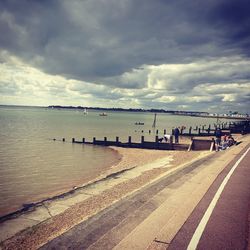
[227,135,235,146]
[221,138,229,150]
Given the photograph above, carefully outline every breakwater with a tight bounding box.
[63,120,249,151]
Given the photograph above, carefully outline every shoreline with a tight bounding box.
[0,132,241,220]
[0,146,205,222]
[0,146,214,248]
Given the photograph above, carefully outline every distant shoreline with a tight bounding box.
[0,104,248,120]
[47,105,249,120]
[173,113,250,120]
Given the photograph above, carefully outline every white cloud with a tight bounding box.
[0,50,250,113]
[156,96,176,103]
[221,94,237,102]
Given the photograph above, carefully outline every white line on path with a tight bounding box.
[187,147,250,250]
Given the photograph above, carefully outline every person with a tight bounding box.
[214,127,222,151]
[164,134,172,143]
[174,127,180,143]
[221,136,229,150]
[227,135,235,146]
[214,127,222,139]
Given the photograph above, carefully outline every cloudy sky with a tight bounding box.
[0,0,250,113]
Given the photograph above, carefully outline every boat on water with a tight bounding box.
[135,122,144,125]
[83,108,88,115]
[99,112,108,116]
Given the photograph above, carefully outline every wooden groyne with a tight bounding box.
[71,136,189,151]
[178,120,250,136]
[58,120,249,152]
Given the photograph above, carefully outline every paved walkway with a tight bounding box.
[169,145,250,250]
[40,137,250,249]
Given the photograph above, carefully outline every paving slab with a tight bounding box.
[87,188,175,250]
[44,203,71,217]
[22,206,51,222]
[46,193,90,207]
[0,217,38,243]
[111,171,216,248]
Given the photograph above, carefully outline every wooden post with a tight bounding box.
[189,127,192,135]
[93,137,96,143]
[62,138,65,142]
[116,136,119,143]
[128,136,131,144]
[198,128,201,135]
[82,138,85,143]
[104,137,107,145]
[72,138,75,143]
[141,136,144,143]
[210,138,215,152]
[207,127,210,135]
[170,135,173,145]
[155,136,158,143]
[164,129,166,134]
[188,138,194,151]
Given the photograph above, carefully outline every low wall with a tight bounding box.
[189,138,214,151]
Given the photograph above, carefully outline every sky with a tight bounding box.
[0,0,250,113]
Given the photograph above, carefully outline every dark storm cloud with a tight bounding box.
[1,0,250,82]
[1,0,250,112]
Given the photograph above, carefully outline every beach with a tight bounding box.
[1,134,248,249]
[0,145,211,249]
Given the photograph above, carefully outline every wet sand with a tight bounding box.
[1,146,210,250]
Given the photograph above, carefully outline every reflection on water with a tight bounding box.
[0,106,231,216]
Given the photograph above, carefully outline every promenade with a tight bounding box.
[41,136,250,250]
[1,135,249,249]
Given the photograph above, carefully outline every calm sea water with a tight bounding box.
[0,106,230,217]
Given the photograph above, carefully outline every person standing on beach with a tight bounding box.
[214,127,222,151]
[174,127,180,143]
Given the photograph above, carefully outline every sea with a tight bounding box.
[0,105,232,217]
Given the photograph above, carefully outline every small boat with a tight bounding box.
[83,108,88,115]
[99,112,108,116]
[135,122,144,125]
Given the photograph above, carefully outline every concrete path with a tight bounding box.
[169,145,250,250]
[40,136,250,249]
